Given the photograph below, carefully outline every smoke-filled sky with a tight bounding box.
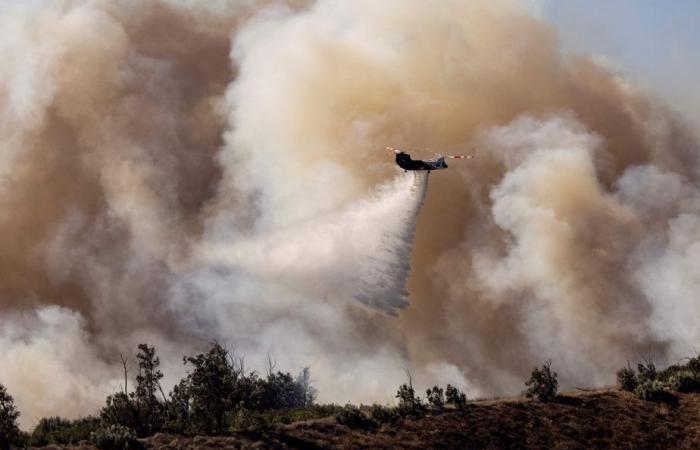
[1,0,699,429]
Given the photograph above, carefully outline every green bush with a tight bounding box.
[259,404,342,425]
[91,424,139,450]
[229,408,267,432]
[396,402,426,419]
[369,405,399,424]
[668,370,700,393]
[101,392,139,432]
[616,365,638,392]
[634,380,666,402]
[334,405,375,430]
[31,416,101,446]
[525,360,558,402]
[687,356,700,373]
[637,361,657,383]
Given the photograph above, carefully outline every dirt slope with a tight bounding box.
[45,389,700,450]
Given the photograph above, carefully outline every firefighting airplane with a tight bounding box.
[387,146,473,172]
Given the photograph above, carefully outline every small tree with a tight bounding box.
[425,386,444,409]
[0,384,20,450]
[525,360,558,402]
[185,342,237,434]
[295,367,317,407]
[396,384,416,409]
[101,392,138,432]
[165,378,192,433]
[260,371,299,410]
[637,358,657,383]
[134,344,165,435]
[616,364,637,392]
[445,384,467,408]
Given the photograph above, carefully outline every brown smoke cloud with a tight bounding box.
[1,0,699,428]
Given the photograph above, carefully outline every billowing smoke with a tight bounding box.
[1,0,699,428]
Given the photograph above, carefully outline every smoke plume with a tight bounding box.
[0,0,699,428]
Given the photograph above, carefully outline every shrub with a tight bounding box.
[395,384,417,409]
[90,424,139,450]
[229,408,267,432]
[445,384,467,408]
[232,404,342,429]
[634,379,666,402]
[184,343,237,435]
[369,405,399,424]
[425,386,444,409]
[525,360,558,402]
[31,416,101,446]
[101,392,139,432]
[669,370,700,393]
[334,405,375,430]
[637,360,657,383]
[616,365,638,392]
[687,355,700,373]
[0,383,20,450]
[11,431,29,449]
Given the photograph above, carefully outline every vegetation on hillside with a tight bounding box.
[5,349,700,448]
[0,384,20,450]
[525,360,559,402]
[616,355,700,403]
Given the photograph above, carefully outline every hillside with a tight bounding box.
[42,388,700,450]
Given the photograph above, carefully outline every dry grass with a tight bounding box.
[43,390,700,449]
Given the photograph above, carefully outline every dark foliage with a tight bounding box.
[101,392,139,432]
[164,378,191,433]
[17,343,320,442]
[634,380,674,403]
[669,370,700,393]
[445,384,467,408]
[134,344,166,435]
[426,386,444,409]
[164,343,316,435]
[396,384,418,409]
[616,365,638,392]
[31,416,101,446]
[101,344,166,437]
[335,405,376,430]
[0,383,20,450]
[91,424,139,450]
[525,360,558,402]
[637,360,657,384]
[369,404,400,424]
[618,354,700,401]
[183,342,238,435]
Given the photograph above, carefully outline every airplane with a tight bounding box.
[387,147,473,172]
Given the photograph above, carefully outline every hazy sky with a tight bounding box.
[543,0,700,123]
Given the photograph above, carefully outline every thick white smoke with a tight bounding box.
[440,113,700,390]
[169,172,429,405]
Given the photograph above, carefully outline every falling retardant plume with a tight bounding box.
[1,0,699,428]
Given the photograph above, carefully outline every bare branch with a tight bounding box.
[120,353,129,395]
[267,352,277,377]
